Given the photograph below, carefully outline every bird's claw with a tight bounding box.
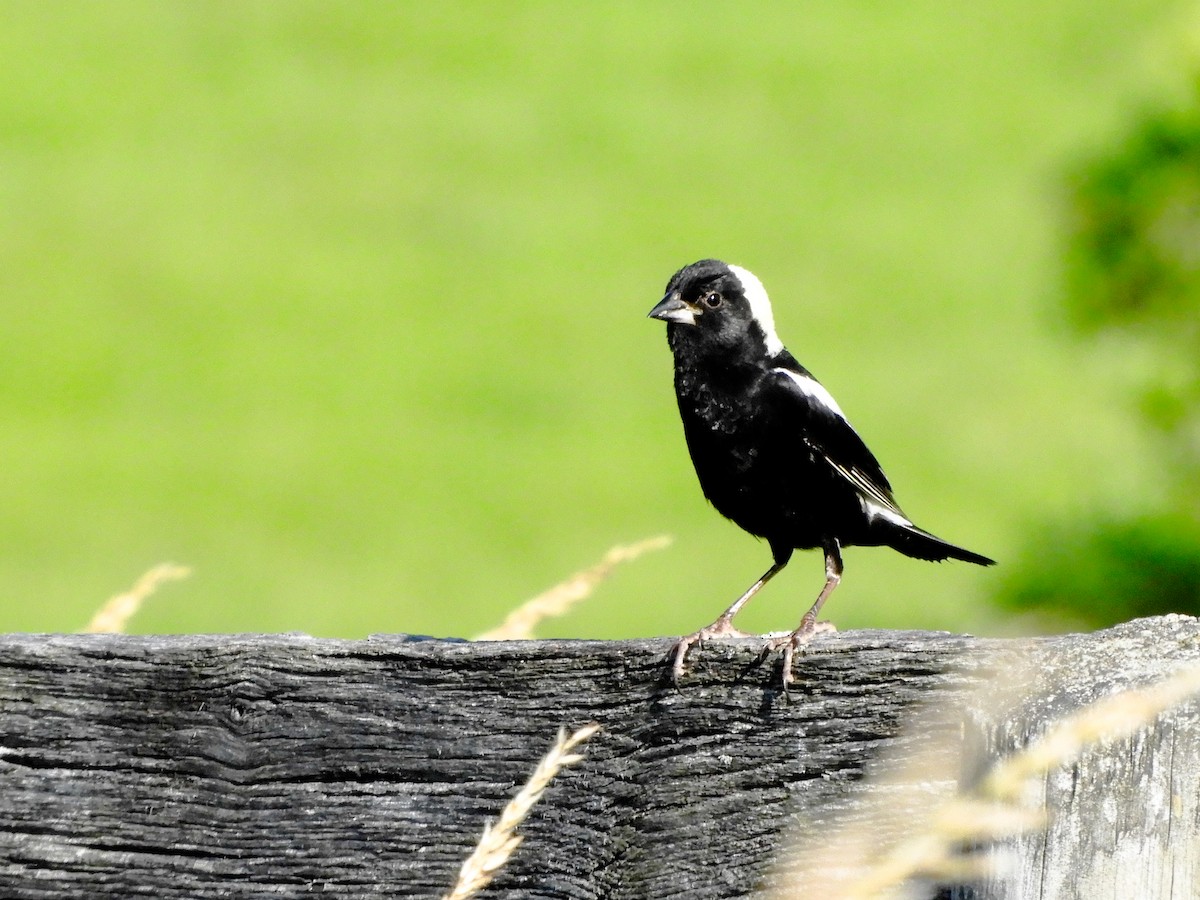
[670,619,756,685]
[764,620,837,692]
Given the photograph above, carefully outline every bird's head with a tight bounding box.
[647,259,784,360]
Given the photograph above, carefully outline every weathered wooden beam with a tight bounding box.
[0,617,1197,899]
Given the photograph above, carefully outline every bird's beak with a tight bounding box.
[647,291,700,325]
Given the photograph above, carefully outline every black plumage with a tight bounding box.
[648,259,994,687]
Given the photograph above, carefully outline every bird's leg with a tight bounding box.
[670,560,787,685]
[772,540,842,691]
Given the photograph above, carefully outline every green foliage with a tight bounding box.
[999,514,1200,624]
[997,71,1200,626]
[1064,80,1200,489]
[1065,88,1200,333]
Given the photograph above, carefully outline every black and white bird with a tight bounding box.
[648,259,994,688]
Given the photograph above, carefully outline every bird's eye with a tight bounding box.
[702,291,722,309]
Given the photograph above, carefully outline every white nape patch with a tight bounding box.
[728,264,784,357]
[863,500,912,527]
[774,367,846,419]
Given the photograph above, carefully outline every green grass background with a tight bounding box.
[0,2,1188,639]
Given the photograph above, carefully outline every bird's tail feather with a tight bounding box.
[887,524,995,566]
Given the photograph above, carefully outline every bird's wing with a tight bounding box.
[764,364,911,522]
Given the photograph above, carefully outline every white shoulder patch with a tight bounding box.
[773,367,846,419]
[728,264,785,357]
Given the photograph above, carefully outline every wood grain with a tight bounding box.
[1,617,1197,898]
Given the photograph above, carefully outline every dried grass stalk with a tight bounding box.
[82,563,192,634]
[476,536,671,640]
[442,722,601,900]
[979,664,1200,803]
[771,663,1200,900]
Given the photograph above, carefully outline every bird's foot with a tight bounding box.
[670,618,756,685]
[764,619,837,692]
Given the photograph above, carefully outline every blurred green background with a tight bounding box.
[2,2,1195,640]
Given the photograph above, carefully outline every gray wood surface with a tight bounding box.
[1,617,1197,899]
